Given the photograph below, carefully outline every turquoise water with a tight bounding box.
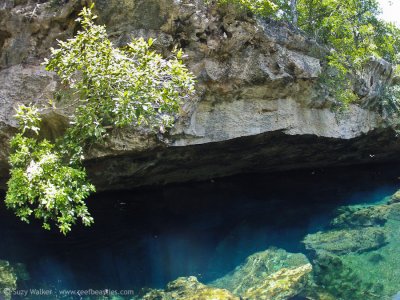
[0,163,400,299]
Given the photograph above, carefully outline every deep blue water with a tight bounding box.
[0,163,400,296]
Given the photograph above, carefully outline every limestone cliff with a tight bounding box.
[0,0,398,189]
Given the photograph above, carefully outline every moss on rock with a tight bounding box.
[0,260,18,300]
[242,263,313,300]
[303,227,387,255]
[142,276,239,300]
[331,205,391,228]
[211,248,312,299]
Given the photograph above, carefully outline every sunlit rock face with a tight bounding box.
[0,0,398,190]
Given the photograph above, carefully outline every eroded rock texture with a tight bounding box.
[142,248,312,300]
[0,0,398,189]
[211,248,312,299]
[142,276,240,300]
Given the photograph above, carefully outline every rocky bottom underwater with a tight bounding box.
[139,191,400,300]
[1,164,400,300]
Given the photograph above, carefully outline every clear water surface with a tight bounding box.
[0,163,400,299]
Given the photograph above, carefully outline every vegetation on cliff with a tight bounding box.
[5,6,195,234]
[215,0,400,106]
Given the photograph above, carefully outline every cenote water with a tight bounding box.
[1,163,400,299]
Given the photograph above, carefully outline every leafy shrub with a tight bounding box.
[5,5,195,234]
[213,0,279,17]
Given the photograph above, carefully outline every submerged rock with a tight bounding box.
[309,251,384,300]
[142,248,312,300]
[330,201,400,229]
[303,227,387,255]
[211,248,312,299]
[389,190,400,204]
[0,260,29,300]
[242,263,313,300]
[142,276,239,300]
[388,203,400,222]
[331,205,391,228]
[303,194,400,299]
[0,260,17,300]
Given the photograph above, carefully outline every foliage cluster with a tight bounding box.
[5,6,195,234]
[214,0,279,16]
[296,0,400,105]
[6,105,95,234]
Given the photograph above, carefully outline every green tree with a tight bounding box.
[5,6,195,234]
[296,0,400,105]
